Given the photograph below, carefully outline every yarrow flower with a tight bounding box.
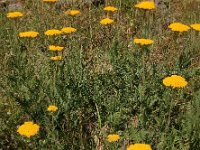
[100,18,114,25]
[163,75,188,88]
[135,1,156,10]
[127,143,152,150]
[168,22,190,32]
[43,0,58,2]
[61,27,77,34]
[190,24,200,31]
[49,45,64,51]
[134,38,154,46]
[65,10,80,16]
[17,121,40,138]
[103,6,118,12]
[47,105,58,112]
[51,56,62,61]
[19,31,39,38]
[45,29,62,36]
[107,134,120,142]
[7,12,23,18]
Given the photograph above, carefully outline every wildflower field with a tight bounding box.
[0,0,200,149]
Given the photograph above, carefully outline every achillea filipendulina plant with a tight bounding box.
[61,27,77,34]
[44,29,62,36]
[51,56,62,60]
[43,0,58,2]
[107,134,120,142]
[47,105,58,112]
[65,10,81,16]
[100,18,114,25]
[168,22,190,32]
[7,12,23,18]
[103,6,118,12]
[163,75,188,88]
[190,23,200,31]
[135,1,156,10]
[49,45,64,51]
[17,122,40,138]
[127,143,152,150]
[133,38,154,46]
[19,31,39,38]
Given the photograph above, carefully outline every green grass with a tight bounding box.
[0,0,200,149]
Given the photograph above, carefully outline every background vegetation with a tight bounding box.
[0,0,200,149]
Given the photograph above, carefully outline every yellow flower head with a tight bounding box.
[103,6,118,12]
[47,105,58,112]
[135,1,156,10]
[45,29,62,36]
[190,24,200,31]
[7,12,23,18]
[61,27,77,34]
[100,18,114,25]
[134,38,154,46]
[17,122,40,138]
[168,22,190,32]
[49,45,64,51]
[51,56,62,61]
[107,134,120,142]
[65,10,81,16]
[163,75,188,88]
[127,143,152,150]
[43,0,58,2]
[19,31,39,38]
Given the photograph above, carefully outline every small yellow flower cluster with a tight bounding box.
[103,6,118,12]
[44,29,62,36]
[19,31,39,38]
[107,134,120,142]
[61,27,77,34]
[49,45,64,51]
[135,1,156,10]
[51,56,62,61]
[168,22,190,32]
[100,18,114,25]
[43,0,58,3]
[163,75,188,88]
[47,105,58,112]
[127,143,152,150]
[17,122,40,138]
[134,38,154,46]
[65,10,81,16]
[190,23,200,31]
[7,12,23,18]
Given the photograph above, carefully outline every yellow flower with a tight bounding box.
[45,29,62,36]
[51,56,62,61]
[65,10,81,16]
[163,75,188,88]
[103,6,118,12]
[135,1,156,10]
[7,12,23,18]
[49,45,64,51]
[107,134,120,142]
[61,27,77,34]
[127,143,152,150]
[168,22,190,32]
[19,31,39,38]
[100,18,114,25]
[17,122,40,138]
[47,105,58,112]
[190,24,200,31]
[134,38,154,46]
[43,0,58,2]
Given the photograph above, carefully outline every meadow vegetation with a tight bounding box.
[0,0,200,149]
